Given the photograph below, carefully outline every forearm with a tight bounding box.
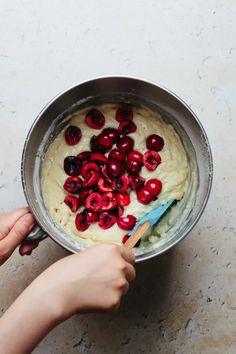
[0,286,62,354]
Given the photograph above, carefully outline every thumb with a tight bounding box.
[2,213,35,251]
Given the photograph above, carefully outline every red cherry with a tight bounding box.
[125,159,142,175]
[127,150,143,164]
[115,105,133,122]
[98,177,112,192]
[79,189,93,206]
[122,234,130,244]
[102,128,120,143]
[83,209,98,223]
[137,187,153,205]
[81,162,99,178]
[82,171,100,188]
[128,175,145,191]
[146,178,162,197]
[64,125,81,145]
[77,151,91,165]
[75,211,90,231]
[112,205,124,218]
[101,165,112,183]
[116,192,131,207]
[64,156,82,176]
[117,215,136,230]
[101,192,117,211]
[64,195,80,212]
[63,177,82,194]
[143,150,161,171]
[146,134,164,151]
[98,212,116,229]
[85,109,105,129]
[84,192,102,212]
[108,148,126,162]
[118,121,137,135]
[90,152,108,164]
[96,133,113,151]
[111,174,129,193]
[116,136,134,153]
[90,135,105,153]
[106,159,125,179]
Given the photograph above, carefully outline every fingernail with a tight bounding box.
[21,213,35,226]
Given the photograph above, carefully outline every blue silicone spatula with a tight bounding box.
[124,199,175,249]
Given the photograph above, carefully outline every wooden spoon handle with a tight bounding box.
[124,221,151,250]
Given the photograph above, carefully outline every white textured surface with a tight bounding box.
[0,1,236,353]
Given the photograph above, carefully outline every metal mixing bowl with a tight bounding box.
[21,76,213,262]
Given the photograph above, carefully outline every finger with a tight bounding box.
[2,213,35,251]
[120,247,135,265]
[122,280,130,295]
[124,262,136,283]
[19,241,39,256]
[0,207,30,240]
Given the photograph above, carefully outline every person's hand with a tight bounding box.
[0,208,35,265]
[0,244,136,354]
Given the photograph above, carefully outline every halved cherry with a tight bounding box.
[64,125,81,145]
[118,121,137,135]
[112,205,124,218]
[125,159,142,175]
[79,189,93,206]
[108,148,126,162]
[116,192,130,207]
[116,136,134,153]
[63,176,82,194]
[90,135,105,153]
[115,105,133,122]
[84,192,102,212]
[85,109,105,129]
[90,152,108,164]
[96,133,113,151]
[137,187,153,204]
[83,209,98,223]
[101,165,112,183]
[146,178,162,197]
[64,156,82,176]
[82,171,100,188]
[101,192,117,211]
[77,151,91,165]
[64,195,80,212]
[102,128,119,143]
[146,134,164,151]
[98,177,112,192]
[122,234,129,244]
[128,175,145,191]
[98,212,116,229]
[106,159,125,179]
[81,162,99,178]
[127,150,143,164]
[117,215,136,230]
[143,150,161,171]
[111,175,129,193]
[75,211,90,231]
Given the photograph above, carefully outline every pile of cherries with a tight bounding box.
[63,105,164,243]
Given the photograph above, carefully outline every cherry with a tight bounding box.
[84,192,102,212]
[112,205,124,218]
[79,189,93,205]
[137,187,153,204]
[116,192,131,207]
[118,121,137,135]
[106,159,125,179]
[143,150,161,171]
[111,174,129,193]
[98,212,116,229]
[82,171,100,188]
[127,150,143,164]
[64,195,80,212]
[85,109,105,129]
[63,177,82,194]
[108,148,126,162]
[126,159,142,175]
[116,136,134,153]
[115,105,133,122]
[122,234,130,244]
[101,192,117,211]
[101,165,112,183]
[117,215,136,230]
[90,152,108,164]
[90,135,105,153]
[64,125,81,145]
[146,134,164,151]
[102,128,119,143]
[77,151,91,165]
[96,133,113,151]
[98,177,112,192]
[128,175,145,191]
[83,209,98,223]
[81,162,99,178]
[64,156,82,176]
[146,178,162,197]
[75,211,90,231]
